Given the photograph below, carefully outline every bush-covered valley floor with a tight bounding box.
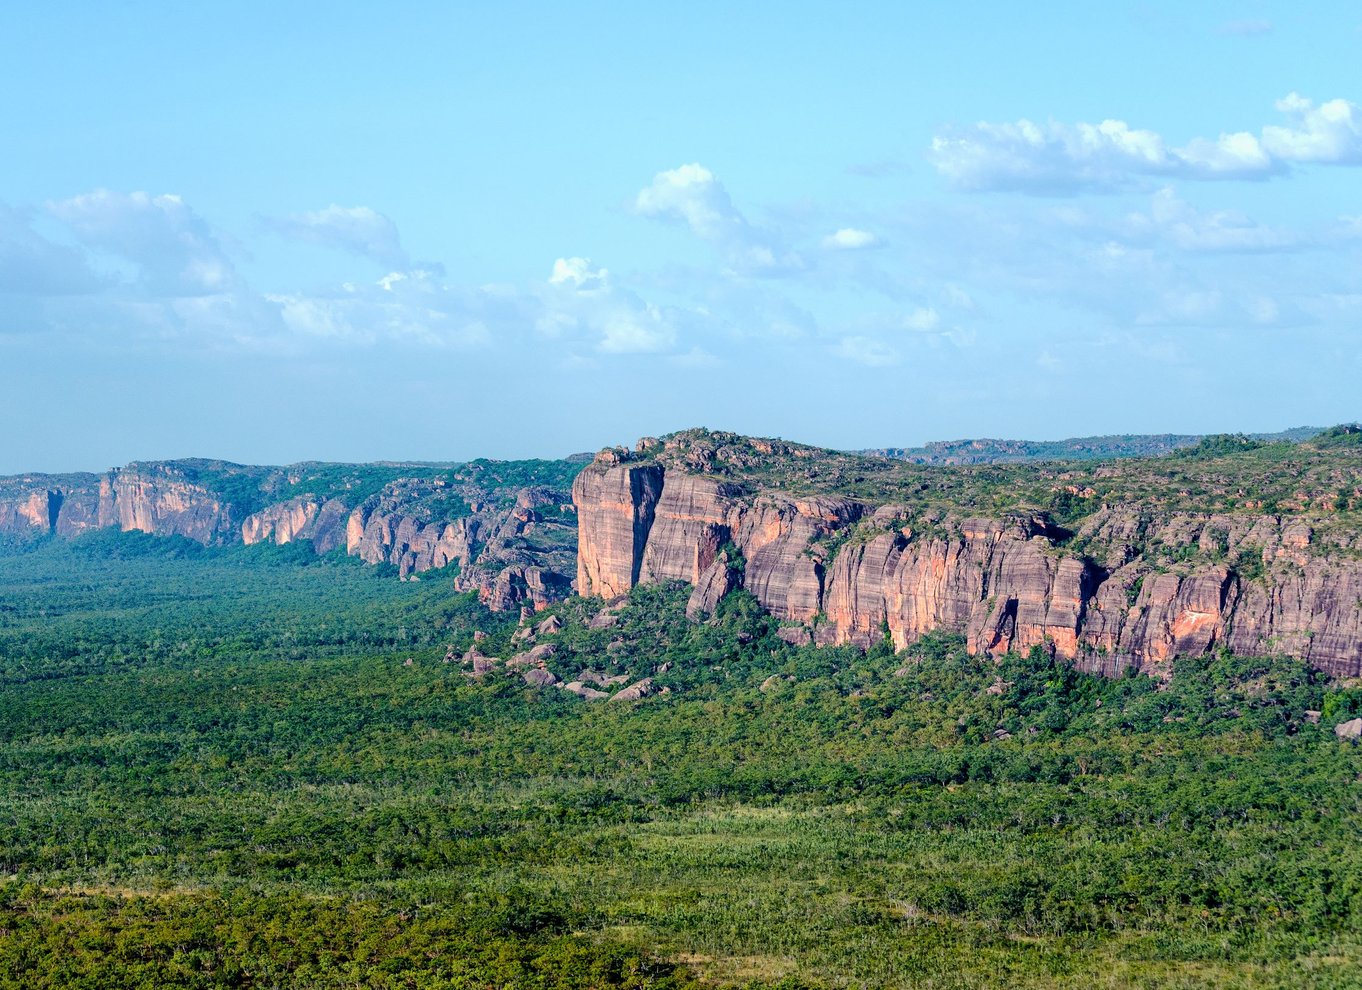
[2,531,1362,988]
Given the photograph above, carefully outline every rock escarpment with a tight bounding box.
[573,441,1362,678]
[240,496,351,554]
[2,460,580,611]
[0,466,236,544]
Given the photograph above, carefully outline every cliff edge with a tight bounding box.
[573,429,1362,678]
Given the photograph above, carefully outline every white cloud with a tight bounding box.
[1262,94,1362,164]
[597,309,674,353]
[270,268,507,348]
[270,205,408,267]
[1174,131,1274,176]
[549,256,609,291]
[634,163,802,275]
[929,118,1184,193]
[634,163,741,239]
[930,94,1361,193]
[822,227,880,250]
[48,190,237,295]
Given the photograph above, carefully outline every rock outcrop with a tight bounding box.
[1,466,237,545]
[104,465,239,544]
[573,461,665,599]
[573,447,1362,678]
[242,496,351,553]
[3,460,580,610]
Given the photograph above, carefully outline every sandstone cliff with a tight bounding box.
[0,466,235,544]
[573,438,1362,678]
[2,459,580,610]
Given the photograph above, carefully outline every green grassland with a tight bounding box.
[2,532,1362,987]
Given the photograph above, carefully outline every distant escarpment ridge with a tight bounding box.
[574,427,1362,678]
[0,458,582,612]
[7,424,1362,678]
[864,426,1323,465]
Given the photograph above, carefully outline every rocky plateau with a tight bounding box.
[574,432,1362,678]
[7,427,1362,679]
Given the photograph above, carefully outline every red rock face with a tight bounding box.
[344,507,469,578]
[241,496,350,553]
[0,490,62,535]
[111,472,229,541]
[574,461,1362,678]
[3,464,579,612]
[572,460,665,599]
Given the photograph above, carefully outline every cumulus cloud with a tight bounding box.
[548,256,609,291]
[634,163,802,275]
[822,227,880,250]
[596,310,675,353]
[48,190,238,295]
[13,182,699,356]
[269,204,409,267]
[930,93,1361,193]
[1262,93,1362,163]
[635,163,742,240]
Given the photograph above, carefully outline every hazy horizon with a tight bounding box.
[0,420,1340,478]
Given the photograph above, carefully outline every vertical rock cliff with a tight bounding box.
[573,444,1362,678]
[0,468,234,543]
[3,459,581,610]
[573,457,665,599]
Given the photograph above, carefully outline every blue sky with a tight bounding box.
[2,1,1360,472]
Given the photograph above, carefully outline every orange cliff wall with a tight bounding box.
[573,455,1362,678]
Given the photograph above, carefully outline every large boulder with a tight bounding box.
[609,678,655,702]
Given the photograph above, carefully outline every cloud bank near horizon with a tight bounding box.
[930,94,1362,193]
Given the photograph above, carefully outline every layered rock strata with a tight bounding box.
[573,451,1362,678]
[2,465,578,610]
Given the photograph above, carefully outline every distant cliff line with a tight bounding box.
[6,425,1362,679]
[863,426,1324,465]
[0,458,583,612]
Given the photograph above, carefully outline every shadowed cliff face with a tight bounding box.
[573,445,1362,678]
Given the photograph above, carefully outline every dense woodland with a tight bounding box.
[2,528,1362,988]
